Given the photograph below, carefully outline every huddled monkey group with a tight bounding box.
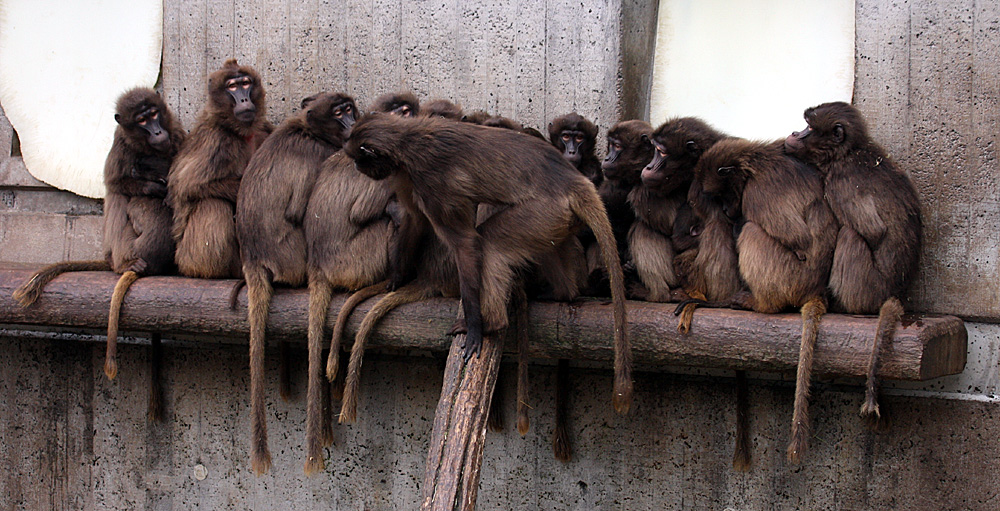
[13,58,922,475]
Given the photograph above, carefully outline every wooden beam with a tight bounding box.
[0,265,967,381]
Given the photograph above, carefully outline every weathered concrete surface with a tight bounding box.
[1,334,998,510]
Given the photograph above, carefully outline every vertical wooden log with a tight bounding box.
[420,332,504,511]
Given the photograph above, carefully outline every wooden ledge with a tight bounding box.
[0,264,967,381]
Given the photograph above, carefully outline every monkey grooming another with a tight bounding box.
[686,138,837,464]
[345,114,632,414]
[234,92,356,475]
[14,88,184,421]
[629,117,726,304]
[783,102,922,427]
[168,59,272,280]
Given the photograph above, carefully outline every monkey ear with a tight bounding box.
[548,122,553,129]
[685,140,699,156]
[114,113,123,126]
[640,134,650,144]
[834,124,845,143]
[300,94,320,110]
[717,166,735,177]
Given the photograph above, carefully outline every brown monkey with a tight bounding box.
[460,110,491,125]
[372,91,419,117]
[168,59,272,279]
[548,112,602,188]
[233,92,356,475]
[783,101,922,426]
[421,99,463,120]
[345,115,631,413]
[629,117,726,302]
[14,87,184,420]
[302,148,400,472]
[681,138,752,471]
[688,138,837,464]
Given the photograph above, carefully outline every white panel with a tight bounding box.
[0,0,164,199]
[650,0,855,140]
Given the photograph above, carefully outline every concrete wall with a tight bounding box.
[0,0,998,509]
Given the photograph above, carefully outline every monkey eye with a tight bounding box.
[614,143,622,151]
[657,148,667,158]
[137,117,148,125]
[333,108,343,117]
[575,135,584,143]
[562,134,571,142]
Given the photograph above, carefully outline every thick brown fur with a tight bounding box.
[301,151,398,422]
[233,92,357,476]
[15,88,183,423]
[346,114,631,414]
[548,112,602,188]
[784,101,922,424]
[168,59,273,280]
[372,91,419,117]
[695,138,837,464]
[421,99,463,120]
[629,117,725,303]
[302,149,396,472]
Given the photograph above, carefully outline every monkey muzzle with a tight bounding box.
[140,120,171,153]
[229,87,257,124]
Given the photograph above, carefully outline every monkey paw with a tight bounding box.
[126,258,148,275]
[461,334,483,361]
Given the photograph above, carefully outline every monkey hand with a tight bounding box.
[140,181,168,198]
[125,258,148,275]
[461,333,483,361]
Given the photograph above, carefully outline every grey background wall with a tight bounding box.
[1,1,998,509]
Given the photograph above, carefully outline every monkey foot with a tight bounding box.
[125,258,148,275]
[461,334,483,361]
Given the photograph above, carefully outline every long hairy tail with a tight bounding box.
[228,278,246,310]
[13,260,110,307]
[340,283,433,424]
[677,289,707,335]
[569,185,630,414]
[732,370,751,471]
[787,297,825,464]
[105,270,139,380]
[861,296,903,429]
[148,333,165,422]
[305,277,336,476]
[513,286,531,436]
[328,281,388,382]
[245,265,273,475]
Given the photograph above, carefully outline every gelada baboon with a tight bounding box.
[629,117,725,303]
[689,138,837,463]
[234,92,356,475]
[14,87,184,420]
[168,59,272,279]
[548,112,602,187]
[345,114,632,414]
[372,91,419,117]
[784,101,922,426]
[682,135,753,471]
[302,155,399,473]
[421,99,463,120]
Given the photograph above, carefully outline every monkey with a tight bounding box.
[783,101,922,427]
[168,59,272,280]
[13,87,184,421]
[345,114,632,414]
[372,91,419,117]
[678,137,755,471]
[231,92,356,475]
[628,117,726,303]
[681,138,838,464]
[548,112,602,188]
[421,98,463,120]
[460,110,491,125]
